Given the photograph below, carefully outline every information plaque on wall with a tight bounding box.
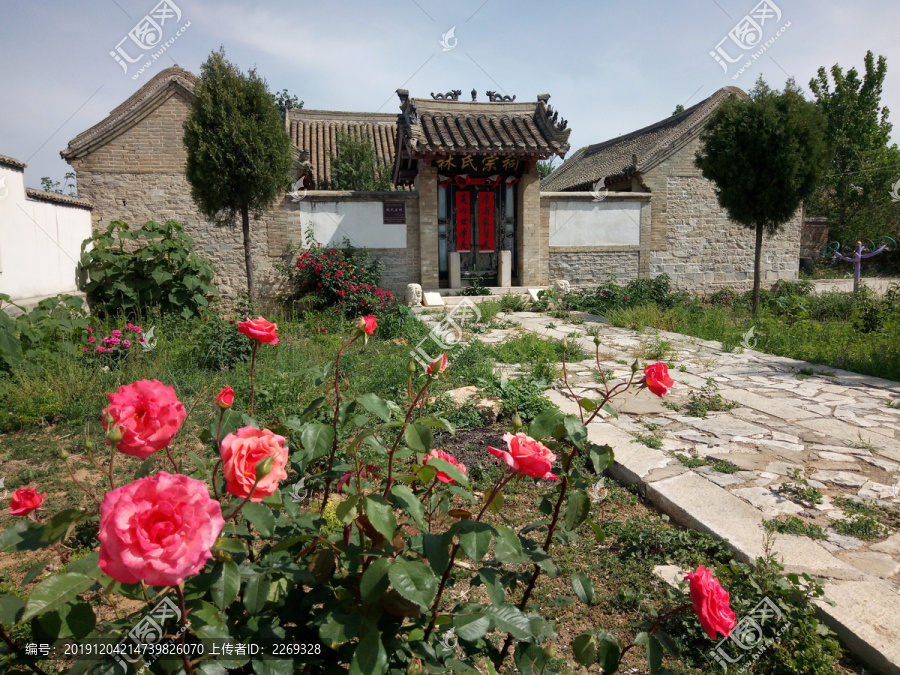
[383,201,406,224]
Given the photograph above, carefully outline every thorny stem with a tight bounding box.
[211,459,223,501]
[107,437,117,491]
[215,407,226,445]
[225,474,263,521]
[619,604,692,659]
[64,456,101,507]
[321,334,360,512]
[560,343,583,424]
[383,377,433,500]
[425,470,516,638]
[174,585,194,675]
[249,341,259,418]
[165,446,179,473]
[0,622,50,675]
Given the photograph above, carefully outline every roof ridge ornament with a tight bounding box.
[486,91,516,102]
[430,90,462,101]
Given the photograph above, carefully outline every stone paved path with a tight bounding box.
[418,309,900,673]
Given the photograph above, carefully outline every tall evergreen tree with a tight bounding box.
[696,78,829,314]
[326,130,392,191]
[183,49,293,300]
[808,51,900,244]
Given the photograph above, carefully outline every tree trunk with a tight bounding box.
[752,223,764,316]
[241,205,254,302]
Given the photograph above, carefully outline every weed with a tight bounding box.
[764,516,827,540]
[778,468,824,507]
[832,514,887,540]
[676,454,708,468]
[631,432,663,449]
[709,459,740,474]
[498,293,526,313]
[684,378,737,418]
[678,364,687,372]
[635,332,674,361]
[832,497,879,517]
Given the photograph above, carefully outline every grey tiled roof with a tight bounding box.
[396,92,571,157]
[25,188,92,209]
[288,109,400,186]
[0,154,26,171]
[541,87,746,191]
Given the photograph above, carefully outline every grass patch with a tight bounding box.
[832,514,887,540]
[764,515,827,540]
[778,469,824,507]
[684,378,737,417]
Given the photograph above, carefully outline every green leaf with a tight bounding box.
[213,537,246,554]
[528,409,563,441]
[514,642,549,675]
[452,612,491,641]
[457,521,493,562]
[43,509,91,544]
[251,660,293,675]
[596,632,622,674]
[320,611,361,648]
[485,604,532,639]
[22,562,48,585]
[357,393,391,422]
[66,551,101,579]
[654,630,681,657]
[335,495,359,524]
[477,569,506,606]
[38,602,95,640]
[578,397,596,412]
[364,495,397,539]
[492,525,528,565]
[572,631,598,667]
[349,631,387,675]
[571,572,595,604]
[586,518,606,544]
[0,594,25,625]
[388,560,438,610]
[0,520,45,552]
[242,502,276,538]
[210,561,240,610]
[360,558,391,602]
[388,485,426,530]
[564,490,590,531]
[243,574,271,615]
[134,456,156,480]
[602,402,619,418]
[23,573,94,621]
[404,421,432,453]
[648,634,664,674]
[563,416,588,449]
[590,444,614,473]
[301,424,334,460]
[422,532,450,576]
[426,456,470,487]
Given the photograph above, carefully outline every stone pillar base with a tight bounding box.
[499,250,512,287]
[449,251,461,288]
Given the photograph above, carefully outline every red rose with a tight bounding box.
[427,353,448,375]
[643,362,674,397]
[489,432,558,480]
[237,316,279,345]
[10,487,45,516]
[422,450,466,484]
[685,565,737,639]
[356,315,377,335]
[103,380,187,459]
[216,386,234,409]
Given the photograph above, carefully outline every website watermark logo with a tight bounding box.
[113,595,189,673]
[741,326,758,349]
[890,178,900,203]
[709,0,791,80]
[287,477,309,503]
[438,628,458,650]
[590,176,609,203]
[411,298,481,372]
[0,174,8,201]
[109,0,192,80]
[138,326,157,352]
[440,26,458,51]
[0,477,7,500]
[711,596,788,671]
[588,478,608,502]
[287,177,308,203]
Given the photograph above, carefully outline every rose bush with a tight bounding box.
[0,313,744,675]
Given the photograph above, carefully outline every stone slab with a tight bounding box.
[816,581,900,675]
[422,292,445,307]
[718,388,820,421]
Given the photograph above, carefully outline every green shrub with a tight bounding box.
[480,376,556,421]
[0,295,93,373]
[78,220,219,319]
[194,313,253,370]
[499,293,526,312]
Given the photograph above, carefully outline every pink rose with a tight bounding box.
[220,427,288,502]
[489,432,558,480]
[643,363,674,397]
[684,565,737,639]
[216,386,234,409]
[356,315,377,335]
[422,449,466,484]
[10,487,46,516]
[102,380,186,460]
[98,472,224,586]
[237,316,279,344]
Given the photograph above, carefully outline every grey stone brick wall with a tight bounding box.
[549,251,640,285]
[649,175,801,291]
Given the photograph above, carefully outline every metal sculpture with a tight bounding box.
[823,237,895,291]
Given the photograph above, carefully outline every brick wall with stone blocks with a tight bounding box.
[649,176,801,291]
[517,166,546,286]
[549,250,640,285]
[415,165,439,289]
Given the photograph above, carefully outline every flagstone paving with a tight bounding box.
[418,309,900,674]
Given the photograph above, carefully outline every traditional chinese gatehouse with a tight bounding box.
[393,89,571,289]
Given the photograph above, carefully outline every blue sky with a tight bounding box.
[1,0,898,189]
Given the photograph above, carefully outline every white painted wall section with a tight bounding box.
[294,201,407,249]
[548,200,641,247]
